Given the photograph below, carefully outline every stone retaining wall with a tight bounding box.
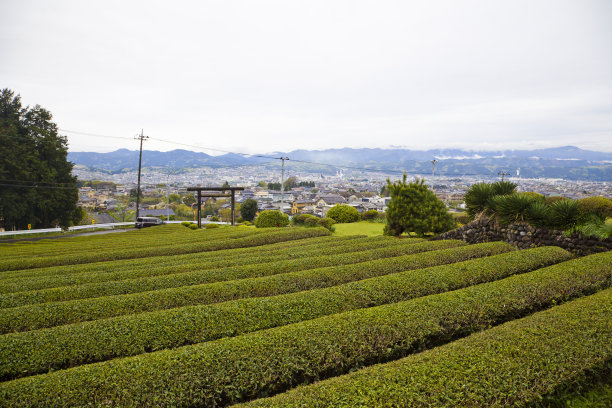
[435,217,612,256]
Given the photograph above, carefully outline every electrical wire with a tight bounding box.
[4,129,508,178]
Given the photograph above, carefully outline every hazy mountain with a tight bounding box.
[68,146,612,181]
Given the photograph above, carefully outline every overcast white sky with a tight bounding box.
[2,0,611,154]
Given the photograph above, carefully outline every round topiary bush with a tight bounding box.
[318,217,336,231]
[188,224,198,230]
[361,209,380,221]
[326,204,360,223]
[181,221,192,227]
[205,223,219,229]
[209,216,220,222]
[255,210,290,228]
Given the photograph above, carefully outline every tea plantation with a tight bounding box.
[0,224,609,407]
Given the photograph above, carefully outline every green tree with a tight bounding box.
[384,175,455,237]
[283,176,297,191]
[326,204,360,223]
[0,89,80,229]
[268,182,281,190]
[129,188,144,202]
[107,203,135,222]
[240,199,258,222]
[255,210,289,228]
[182,194,196,206]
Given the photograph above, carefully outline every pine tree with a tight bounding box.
[384,175,455,236]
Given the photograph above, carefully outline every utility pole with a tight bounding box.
[166,174,170,222]
[279,156,289,214]
[498,169,510,182]
[135,129,148,220]
[431,159,438,179]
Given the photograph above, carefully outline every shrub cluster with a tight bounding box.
[0,246,568,380]
[326,204,360,223]
[0,236,379,294]
[1,235,401,311]
[0,227,329,271]
[0,239,469,331]
[464,182,612,237]
[291,214,336,231]
[0,235,360,287]
[240,288,612,408]
[360,209,380,221]
[0,251,607,407]
[255,210,290,228]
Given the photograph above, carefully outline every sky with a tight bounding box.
[1,0,611,154]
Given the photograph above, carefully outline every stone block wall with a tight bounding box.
[435,217,612,256]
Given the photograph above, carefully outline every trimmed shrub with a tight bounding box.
[255,211,290,228]
[361,210,379,221]
[291,214,317,225]
[0,236,377,294]
[205,223,219,229]
[188,224,198,230]
[545,195,568,204]
[181,221,192,227]
[318,217,335,231]
[326,205,360,224]
[0,246,568,380]
[0,235,362,289]
[0,252,607,407]
[577,196,612,221]
[240,288,612,408]
[0,240,471,330]
[209,216,219,222]
[0,228,329,273]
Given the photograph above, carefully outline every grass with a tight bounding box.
[334,221,385,236]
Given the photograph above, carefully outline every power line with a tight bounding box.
[58,129,135,141]
[6,128,505,179]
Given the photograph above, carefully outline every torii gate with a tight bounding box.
[187,186,245,228]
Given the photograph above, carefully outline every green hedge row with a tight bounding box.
[0,236,402,294]
[0,246,569,380]
[0,251,608,407]
[0,227,331,272]
[0,224,254,260]
[0,238,449,309]
[0,235,366,282]
[240,288,612,408]
[0,240,475,331]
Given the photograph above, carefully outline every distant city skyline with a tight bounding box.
[2,1,611,154]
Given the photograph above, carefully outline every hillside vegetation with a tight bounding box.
[0,224,609,407]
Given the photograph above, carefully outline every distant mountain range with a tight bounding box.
[69,146,612,181]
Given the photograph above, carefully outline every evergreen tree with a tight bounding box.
[384,175,455,236]
[240,198,258,222]
[0,89,80,229]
